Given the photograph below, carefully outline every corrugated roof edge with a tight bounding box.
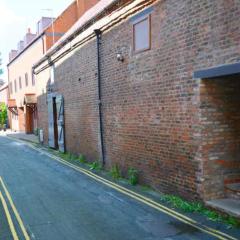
[33,0,120,69]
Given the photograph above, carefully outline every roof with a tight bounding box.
[7,2,76,67]
[48,0,116,52]
[34,0,156,71]
[7,32,45,67]
[34,0,118,68]
[0,83,8,92]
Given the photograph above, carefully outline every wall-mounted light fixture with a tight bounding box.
[117,53,124,62]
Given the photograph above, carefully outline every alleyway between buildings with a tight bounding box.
[0,135,239,240]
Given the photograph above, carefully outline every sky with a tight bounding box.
[0,0,73,82]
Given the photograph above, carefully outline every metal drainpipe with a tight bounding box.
[94,29,105,166]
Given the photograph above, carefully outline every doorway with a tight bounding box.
[53,97,59,149]
[47,94,65,152]
[200,75,240,201]
[25,106,34,134]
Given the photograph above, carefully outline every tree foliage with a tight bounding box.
[0,103,7,125]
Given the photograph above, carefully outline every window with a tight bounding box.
[19,77,22,89]
[9,82,13,94]
[14,79,17,92]
[25,73,28,87]
[32,71,35,86]
[133,15,151,53]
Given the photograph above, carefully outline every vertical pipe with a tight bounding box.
[94,29,105,166]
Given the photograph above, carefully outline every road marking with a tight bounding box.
[0,177,30,240]
[0,190,19,240]
[6,136,239,240]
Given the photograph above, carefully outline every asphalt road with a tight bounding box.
[0,136,237,240]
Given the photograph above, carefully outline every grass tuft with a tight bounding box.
[110,165,121,179]
[88,161,102,171]
[128,167,138,185]
[161,194,240,228]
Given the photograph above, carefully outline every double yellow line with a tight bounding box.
[0,176,30,240]
[26,143,237,240]
[5,136,239,240]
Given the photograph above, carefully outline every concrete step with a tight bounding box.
[206,198,240,219]
[225,183,240,200]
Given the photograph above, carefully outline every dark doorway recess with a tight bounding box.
[201,75,240,200]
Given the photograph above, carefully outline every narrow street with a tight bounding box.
[0,135,238,240]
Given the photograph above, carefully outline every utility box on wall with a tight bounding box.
[39,129,44,144]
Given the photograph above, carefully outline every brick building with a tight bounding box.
[8,0,99,133]
[33,0,240,207]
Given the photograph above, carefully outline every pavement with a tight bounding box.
[4,130,39,144]
[206,199,240,219]
[0,135,239,240]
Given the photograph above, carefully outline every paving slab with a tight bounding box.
[206,198,240,218]
[2,130,39,144]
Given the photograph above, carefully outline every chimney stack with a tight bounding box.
[24,28,36,46]
[37,17,55,35]
[9,50,18,62]
[17,41,24,53]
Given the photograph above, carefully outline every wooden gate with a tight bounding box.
[48,94,65,152]
[56,95,65,153]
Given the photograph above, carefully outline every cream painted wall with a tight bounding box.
[8,36,44,107]
[35,65,51,99]
[11,114,19,131]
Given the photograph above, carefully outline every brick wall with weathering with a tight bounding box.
[200,76,240,200]
[36,0,240,200]
[53,43,100,161]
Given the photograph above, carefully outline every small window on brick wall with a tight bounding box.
[133,15,151,53]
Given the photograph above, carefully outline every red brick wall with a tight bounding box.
[38,93,49,143]
[45,1,78,50]
[76,0,100,18]
[44,0,100,51]
[37,0,240,200]
[54,43,100,161]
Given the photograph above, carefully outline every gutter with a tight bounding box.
[94,29,105,166]
[33,0,121,69]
